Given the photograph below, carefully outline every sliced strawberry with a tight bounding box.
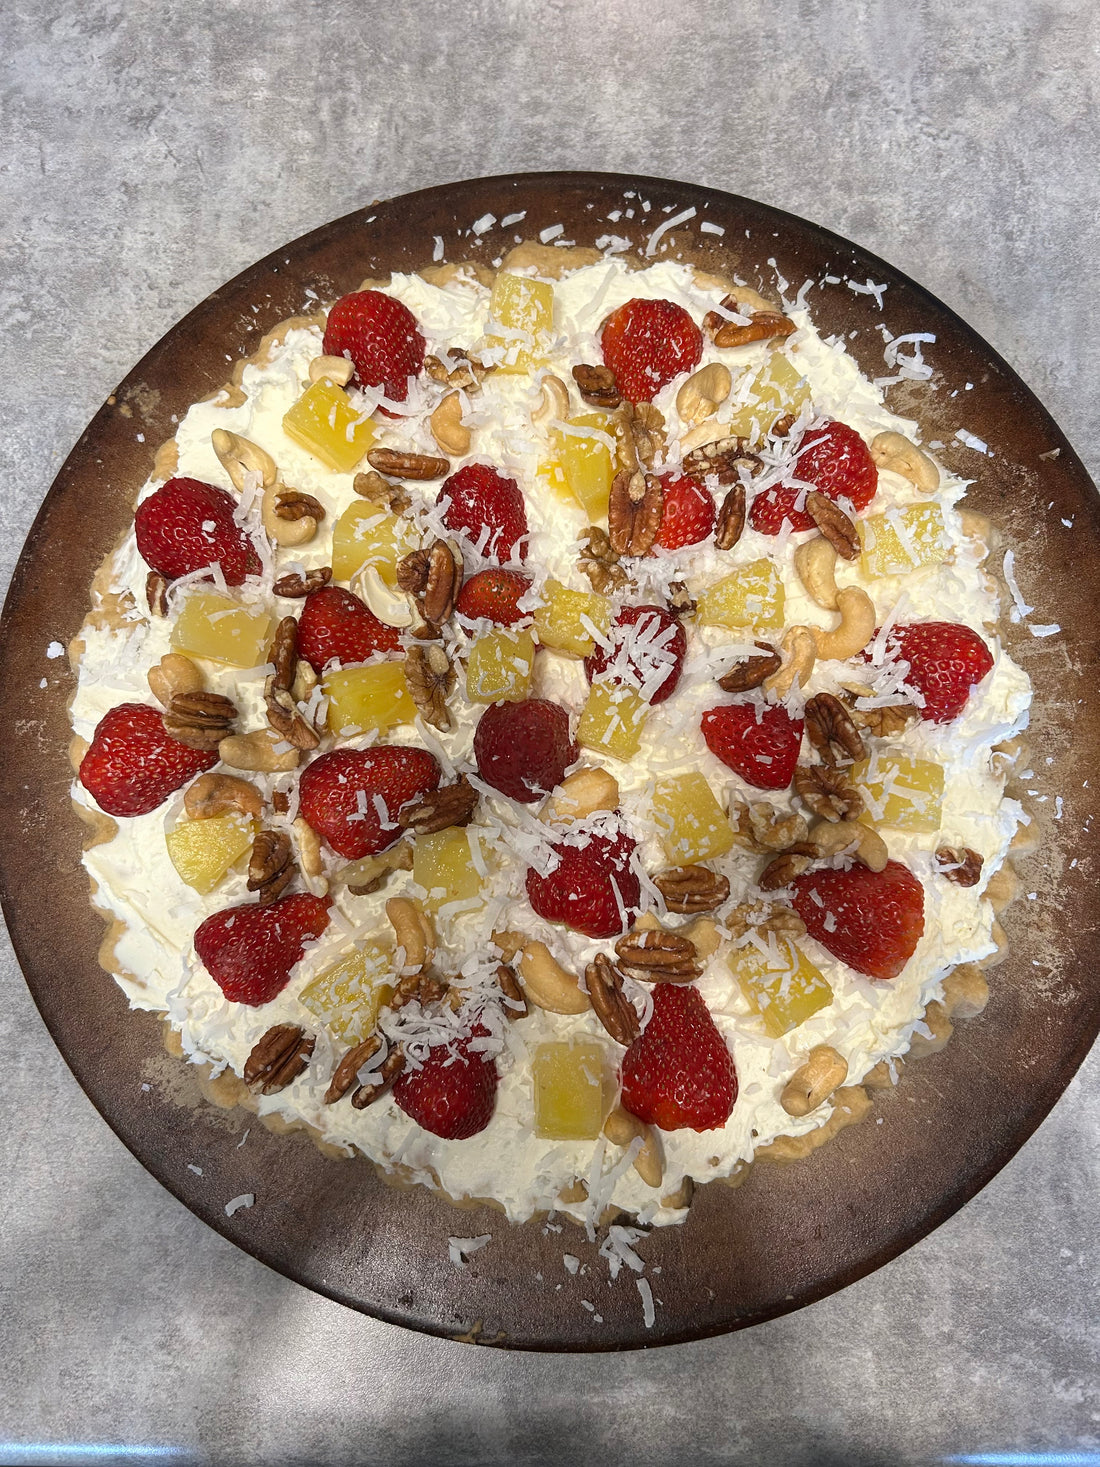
[79,703,217,817]
[701,703,803,790]
[473,698,576,804]
[881,622,995,724]
[296,585,401,673]
[454,567,533,625]
[438,463,528,563]
[393,1032,498,1140]
[321,289,425,403]
[750,420,877,535]
[525,830,640,939]
[194,892,332,1006]
[297,746,440,859]
[600,298,703,403]
[134,477,261,585]
[655,473,716,549]
[621,983,737,1132]
[791,859,925,980]
[583,604,686,706]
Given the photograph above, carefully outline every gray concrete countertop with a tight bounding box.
[1,2,1097,1463]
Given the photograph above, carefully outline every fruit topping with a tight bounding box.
[600,298,703,403]
[655,472,716,549]
[165,812,256,894]
[393,1032,498,1139]
[412,828,485,911]
[620,983,737,1132]
[851,751,944,832]
[282,379,376,472]
[194,891,332,1006]
[652,773,737,864]
[465,628,536,704]
[296,585,401,673]
[877,622,994,724]
[330,501,414,584]
[576,683,649,761]
[791,858,925,980]
[170,591,274,668]
[455,567,533,625]
[323,662,414,736]
[725,354,809,440]
[486,273,554,373]
[533,1039,608,1140]
[533,579,611,658]
[134,477,261,585]
[696,559,785,632]
[297,746,440,859]
[701,703,804,791]
[859,504,948,578]
[438,463,528,562]
[321,289,425,402]
[79,703,217,818]
[525,830,640,940]
[473,698,576,803]
[545,413,614,520]
[583,603,686,706]
[731,936,835,1037]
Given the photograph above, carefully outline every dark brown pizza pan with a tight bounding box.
[1,172,1096,1351]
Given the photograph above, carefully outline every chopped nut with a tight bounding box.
[350,1047,407,1110]
[935,846,984,887]
[148,652,204,708]
[244,1024,314,1095]
[585,953,640,1046]
[781,1045,848,1117]
[579,525,629,594]
[340,841,413,896]
[614,929,702,984]
[845,700,920,738]
[495,963,528,1019]
[675,362,732,426]
[667,580,695,616]
[805,692,866,766]
[162,691,237,750]
[793,764,864,823]
[715,483,747,550]
[273,566,332,598]
[146,571,169,617]
[247,829,295,904]
[404,643,455,730]
[264,616,318,750]
[367,447,450,480]
[759,843,820,891]
[806,492,859,559]
[430,391,470,456]
[652,866,731,914]
[572,363,621,408]
[275,489,326,522]
[352,470,410,512]
[425,348,490,390]
[726,901,806,939]
[608,470,663,556]
[717,641,780,693]
[682,436,761,486]
[398,774,477,833]
[729,801,810,852]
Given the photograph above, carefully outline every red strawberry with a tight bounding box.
[79,703,217,817]
[296,586,401,673]
[791,859,925,980]
[621,983,737,1132]
[194,892,332,1006]
[701,703,803,790]
[393,1033,498,1140]
[750,420,877,534]
[297,746,440,859]
[473,698,576,804]
[583,604,686,705]
[526,830,640,939]
[881,622,994,724]
[134,477,261,584]
[321,289,425,404]
[455,567,533,625]
[655,473,716,549]
[600,298,703,403]
[438,463,528,562]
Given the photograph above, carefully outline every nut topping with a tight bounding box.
[264,616,320,751]
[718,642,780,693]
[367,447,450,481]
[352,470,411,513]
[608,470,663,557]
[403,643,455,730]
[425,348,490,390]
[682,435,761,486]
[585,953,640,1046]
[806,491,859,560]
[579,524,629,594]
[273,566,331,598]
[729,801,810,853]
[340,840,413,896]
[244,1024,314,1094]
[715,483,747,550]
[614,929,703,984]
[350,1047,406,1110]
[422,541,463,626]
[703,298,796,348]
[758,842,820,891]
[793,764,864,823]
[845,700,920,738]
[146,571,169,617]
[247,829,295,904]
[935,846,984,887]
[652,865,731,914]
[274,489,326,522]
[611,401,665,474]
[324,1035,382,1104]
[495,963,528,1019]
[184,772,263,820]
[162,691,237,750]
[398,773,477,833]
[572,363,621,408]
[804,692,866,766]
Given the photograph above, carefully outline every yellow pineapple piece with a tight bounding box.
[485,273,554,372]
[331,503,413,585]
[299,944,394,1043]
[532,1039,608,1141]
[859,504,948,578]
[282,378,375,472]
[533,579,611,658]
[165,812,255,895]
[726,353,811,441]
[852,751,944,832]
[170,591,273,668]
[413,828,486,912]
[731,937,833,1038]
[652,773,736,864]
[696,559,785,632]
[465,628,536,704]
[323,662,414,736]
[549,413,614,520]
[577,682,648,761]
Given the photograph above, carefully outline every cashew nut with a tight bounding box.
[353,564,415,628]
[183,772,264,820]
[292,816,328,896]
[763,625,817,699]
[261,480,317,548]
[339,841,413,895]
[870,430,939,492]
[148,652,204,708]
[812,586,876,661]
[291,658,319,706]
[211,428,277,493]
[780,1044,849,1116]
[679,418,728,454]
[386,896,435,975]
[681,916,721,960]
[218,728,300,773]
[603,1106,664,1188]
[545,766,620,823]
[675,362,732,427]
[430,390,470,456]
[812,819,888,873]
[531,374,570,425]
[793,535,839,611]
[309,354,354,386]
[492,934,590,1014]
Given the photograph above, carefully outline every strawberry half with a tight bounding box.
[134,477,261,584]
[194,892,332,1006]
[321,289,426,403]
[882,622,995,724]
[750,420,877,535]
[600,298,703,403]
[525,830,640,939]
[473,698,576,804]
[655,472,716,549]
[454,567,533,625]
[296,585,401,673]
[438,463,528,562]
[79,703,217,817]
[621,983,737,1132]
[297,746,440,859]
[393,1033,498,1140]
[791,859,925,980]
[583,604,686,706]
[701,703,803,790]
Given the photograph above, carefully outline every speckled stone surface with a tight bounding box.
[1,1,1098,1464]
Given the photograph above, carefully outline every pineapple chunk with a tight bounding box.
[532,1039,608,1141]
[466,628,536,704]
[726,353,811,441]
[533,579,611,658]
[170,591,273,668]
[323,662,414,736]
[577,682,648,761]
[413,828,485,912]
[299,944,394,1043]
[731,937,833,1038]
[652,773,736,864]
[485,273,554,372]
[282,378,375,472]
[852,751,944,832]
[859,504,948,578]
[696,559,785,632]
[165,812,255,895]
[548,413,614,520]
[331,503,413,585]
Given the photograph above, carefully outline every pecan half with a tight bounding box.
[806,492,859,560]
[324,1035,382,1104]
[162,691,237,749]
[718,641,780,693]
[273,566,331,598]
[682,436,761,486]
[146,571,169,617]
[275,489,326,522]
[805,692,866,766]
[572,363,621,408]
[264,617,319,750]
[585,954,640,1046]
[759,843,820,891]
[397,546,431,595]
[846,701,920,738]
[350,1047,406,1110]
[715,483,747,550]
[579,525,629,594]
[244,1024,314,1094]
[421,541,463,626]
[793,764,864,822]
[608,470,663,556]
[653,865,731,914]
[614,930,702,984]
[367,447,450,481]
[398,774,477,833]
[935,846,984,887]
[611,401,665,473]
[404,643,455,730]
[704,299,796,348]
[247,829,295,904]
[353,470,411,513]
[495,963,528,1019]
[425,348,490,390]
